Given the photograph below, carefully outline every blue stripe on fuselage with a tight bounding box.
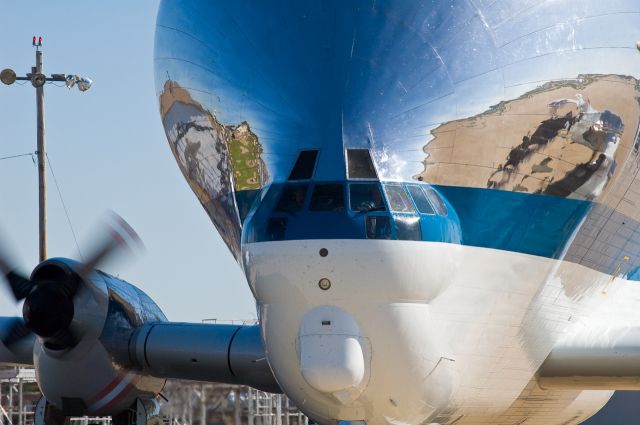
[435,186,592,259]
[242,183,593,260]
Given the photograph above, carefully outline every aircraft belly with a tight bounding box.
[244,239,639,425]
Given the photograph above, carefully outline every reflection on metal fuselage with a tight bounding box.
[155,1,640,424]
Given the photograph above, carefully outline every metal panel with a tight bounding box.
[130,323,280,393]
[538,327,640,390]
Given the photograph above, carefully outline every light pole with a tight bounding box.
[1,36,92,262]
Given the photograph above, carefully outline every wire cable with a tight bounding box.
[45,153,84,260]
[0,152,34,161]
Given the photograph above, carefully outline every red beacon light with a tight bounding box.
[38,37,42,46]
[32,36,36,46]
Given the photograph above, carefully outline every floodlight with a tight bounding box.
[65,74,92,92]
[0,68,16,85]
[77,77,92,92]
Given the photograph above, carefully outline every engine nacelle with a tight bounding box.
[35,337,165,416]
[30,259,166,416]
[130,322,280,393]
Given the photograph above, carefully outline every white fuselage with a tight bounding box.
[244,239,640,425]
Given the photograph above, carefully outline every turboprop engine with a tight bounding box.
[16,259,166,416]
[0,215,166,421]
[0,214,279,424]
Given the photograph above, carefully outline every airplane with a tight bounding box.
[3,0,640,424]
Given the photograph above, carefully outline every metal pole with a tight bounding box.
[248,388,254,425]
[0,380,3,425]
[233,389,241,425]
[35,49,47,262]
[17,379,22,425]
[199,384,206,425]
[275,395,281,425]
[2,39,92,262]
[187,386,193,425]
[9,382,13,425]
[283,398,289,425]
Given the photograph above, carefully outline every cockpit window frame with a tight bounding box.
[383,184,417,214]
[274,183,310,214]
[288,149,320,181]
[345,148,378,180]
[422,186,448,216]
[348,182,388,213]
[308,183,346,212]
[405,184,436,215]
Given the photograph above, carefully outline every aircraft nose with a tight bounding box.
[298,305,369,402]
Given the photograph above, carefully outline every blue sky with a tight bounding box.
[0,1,255,322]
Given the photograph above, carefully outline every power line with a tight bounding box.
[45,152,83,261]
[0,152,34,161]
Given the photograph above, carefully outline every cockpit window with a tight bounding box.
[267,217,287,241]
[406,185,435,215]
[423,186,448,216]
[309,184,345,211]
[275,184,308,213]
[349,183,386,212]
[346,149,377,179]
[383,185,415,213]
[366,216,391,239]
[289,150,319,180]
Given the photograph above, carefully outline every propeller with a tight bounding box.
[1,317,32,348]
[0,212,142,351]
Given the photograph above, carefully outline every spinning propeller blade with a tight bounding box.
[0,212,142,351]
[1,317,31,348]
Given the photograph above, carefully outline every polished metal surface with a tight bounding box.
[155,0,640,264]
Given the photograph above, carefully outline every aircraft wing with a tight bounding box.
[538,327,640,390]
